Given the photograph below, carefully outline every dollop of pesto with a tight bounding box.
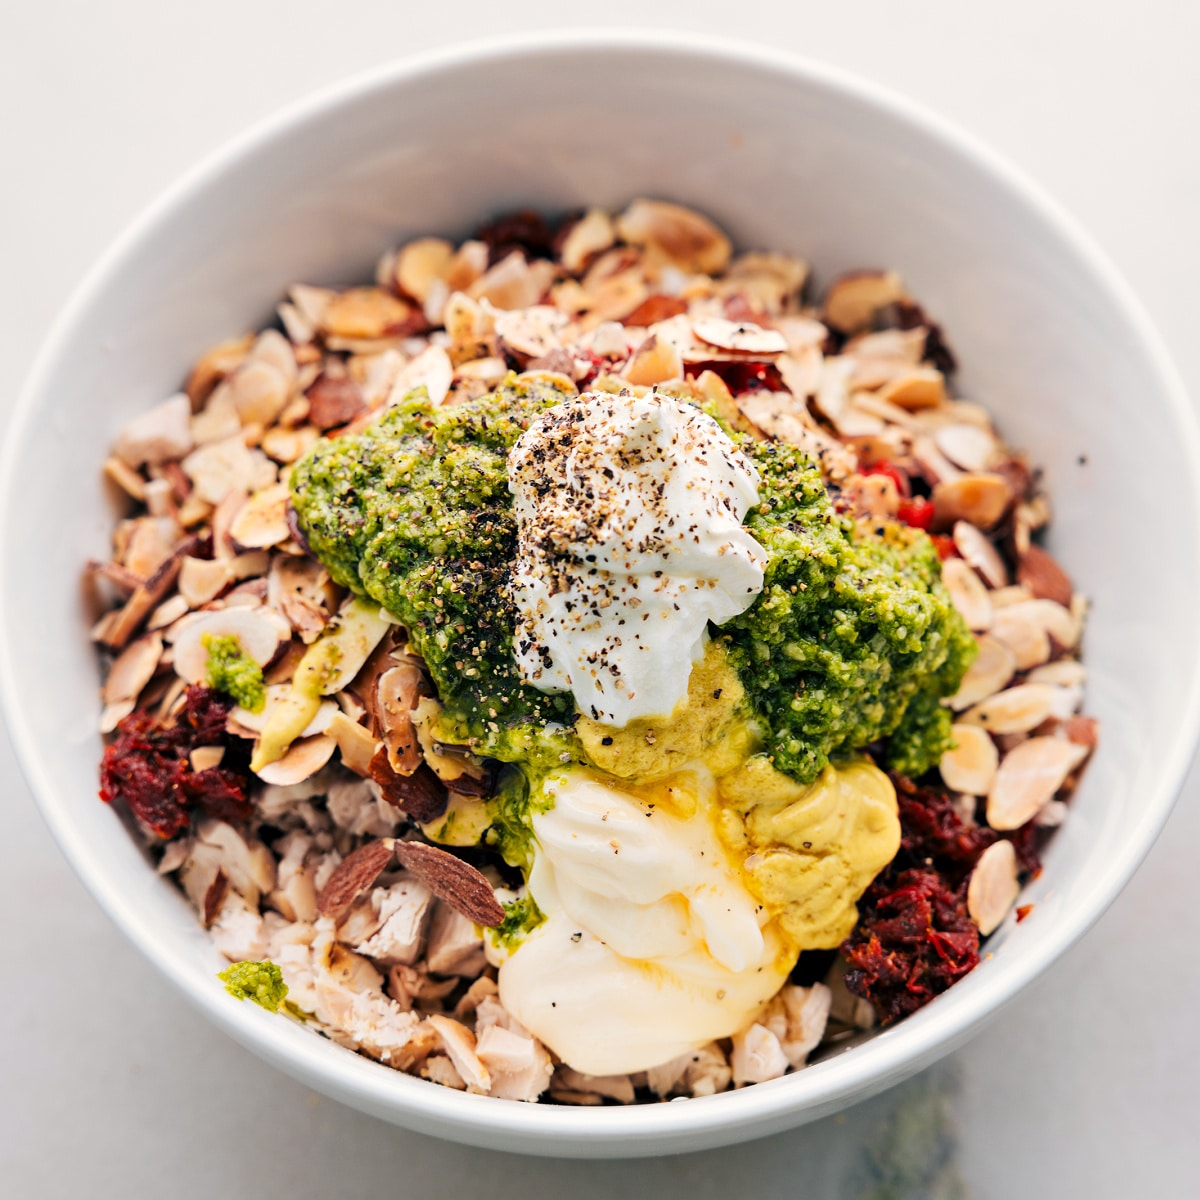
[203,633,266,712]
[288,379,974,788]
[489,894,546,951]
[218,960,288,1012]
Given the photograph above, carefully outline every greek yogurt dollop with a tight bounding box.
[495,767,790,1075]
[507,390,767,726]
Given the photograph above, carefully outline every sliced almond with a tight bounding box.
[254,733,336,786]
[181,436,276,506]
[961,683,1059,734]
[933,474,1010,530]
[186,335,254,406]
[560,209,616,273]
[230,685,336,737]
[114,393,193,468]
[615,198,731,275]
[822,270,905,334]
[226,360,290,428]
[692,317,787,355]
[178,556,235,607]
[953,520,1008,588]
[378,662,428,774]
[262,425,320,464]
[229,483,291,550]
[99,537,197,651]
[147,594,189,631]
[327,710,381,777]
[949,635,1018,710]
[1002,598,1080,653]
[468,252,554,310]
[987,737,1089,830]
[494,306,569,359]
[877,367,946,412]
[189,745,225,773]
[622,334,684,386]
[324,287,416,340]
[1027,660,1086,689]
[394,237,454,303]
[940,723,999,795]
[268,555,335,642]
[941,558,992,631]
[387,345,454,408]
[102,631,164,707]
[170,606,290,683]
[989,606,1051,670]
[935,423,996,472]
[428,1014,491,1094]
[966,840,1020,935]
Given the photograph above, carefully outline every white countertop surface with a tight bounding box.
[3,3,1199,1195]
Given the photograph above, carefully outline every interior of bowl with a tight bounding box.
[4,31,1198,1158]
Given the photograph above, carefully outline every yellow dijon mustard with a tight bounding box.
[576,640,901,956]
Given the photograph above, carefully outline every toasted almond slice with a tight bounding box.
[324,287,415,339]
[268,555,334,642]
[103,456,147,502]
[114,393,193,468]
[378,662,429,774]
[387,345,453,407]
[941,557,992,631]
[812,357,852,423]
[615,199,731,275]
[261,425,320,464]
[229,483,291,550]
[186,334,254,405]
[289,284,335,330]
[989,606,1051,670]
[181,436,276,506]
[953,521,1008,588]
[691,317,787,355]
[278,301,315,345]
[822,270,905,334]
[178,556,234,608]
[623,334,684,386]
[227,360,290,428]
[933,474,1010,530]
[877,367,946,412]
[394,237,454,303]
[776,345,823,401]
[935,423,996,472]
[102,631,164,707]
[940,723,999,795]
[306,375,365,430]
[581,270,648,325]
[967,840,1020,935]
[327,710,380,777]
[1004,598,1080,652]
[987,736,1090,830]
[190,746,225,772]
[494,305,569,359]
[254,733,336,786]
[170,606,290,683]
[147,593,189,631]
[468,253,554,310]
[100,537,197,651]
[1027,660,1086,688]
[949,636,1018,710]
[961,683,1059,734]
[911,434,963,486]
[560,208,616,273]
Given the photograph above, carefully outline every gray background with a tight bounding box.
[3,2,1198,1196]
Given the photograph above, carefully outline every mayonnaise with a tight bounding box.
[507,390,766,726]
[496,766,791,1075]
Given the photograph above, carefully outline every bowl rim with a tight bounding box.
[5,26,1199,1152]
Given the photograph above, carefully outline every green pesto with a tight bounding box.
[720,437,976,783]
[218,960,288,1012]
[482,765,556,870]
[288,381,975,798]
[489,894,546,951]
[203,633,266,713]
[289,377,581,767]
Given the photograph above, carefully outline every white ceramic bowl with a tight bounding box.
[4,30,1198,1158]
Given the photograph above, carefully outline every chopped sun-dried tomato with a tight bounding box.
[99,686,250,838]
[698,360,786,395]
[897,497,935,530]
[842,776,1042,1024]
[930,534,957,561]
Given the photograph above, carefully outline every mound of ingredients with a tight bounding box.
[91,200,1096,1103]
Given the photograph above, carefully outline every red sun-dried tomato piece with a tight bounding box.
[862,460,911,498]
[897,497,935,530]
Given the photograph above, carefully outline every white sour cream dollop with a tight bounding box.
[495,767,790,1076]
[507,390,767,726]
